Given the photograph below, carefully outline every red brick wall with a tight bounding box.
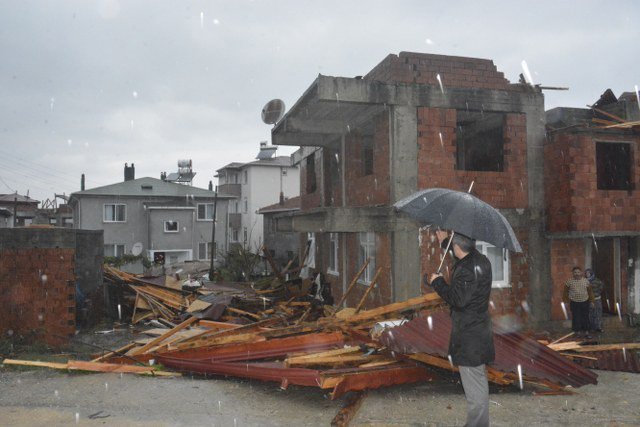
[549,239,586,320]
[365,52,515,91]
[417,107,528,209]
[545,131,640,233]
[0,248,76,346]
[344,113,391,207]
[300,151,322,210]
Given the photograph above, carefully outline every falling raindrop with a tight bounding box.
[54,390,59,398]
[560,302,568,320]
[335,92,340,103]
[130,120,134,130]
[200,11,204,28]
[218,400,221,412]
[346,124,350,133]
[425,38,434,45]
[635,85,640,112]
[447,354,454,368]
[105,382,109,392]
[67,139,72,146]
[117,304,122,321]
[427,315,433,330]
[84,142,89,148]
[41,274,47,284]
[436,74,444,94]
[213,18,220,25]
[50,97,55,111]
[75,413,80,424]
[591,233,598,252]
[622,347,627,362]
[521,301,530,313]
[438,132,443,147]
[37,314,43,322]
[520,60,534,85]
[616,302,622,321]
[489,301,495,310]
[517,364,524,390]
[132,91,138,99]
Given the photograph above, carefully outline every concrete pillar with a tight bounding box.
[631,237,640,316]
[389,105,420,301]
[522,96,550,324]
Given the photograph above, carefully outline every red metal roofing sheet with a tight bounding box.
[380,311,598,388]
[570,349,640,373]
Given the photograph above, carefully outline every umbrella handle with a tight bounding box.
[436,230,455,274]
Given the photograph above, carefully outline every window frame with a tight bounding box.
[476,240,510,288]
[197,203,215,221]
[104,244,125,257]
[103,203,126,223]
[357,232,376,285]
[327,232,339,275]
[596,141,632,191]
[198,242,213,260]
[164,220,179,233]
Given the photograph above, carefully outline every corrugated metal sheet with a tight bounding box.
[571,349,640,373]
[380,311,598,388]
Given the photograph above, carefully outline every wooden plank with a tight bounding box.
[226,307,262,321]
[334,258,370,309]
[331,391,367,427]
[549,331,575,345]
[342,293,444,323]
[130,316,198,356]
[354,268,383,313]
[91,343,137,363]
[197,320,242,330]
[571,343,640,353]
[2,359,68,370]
[187,299,212,313]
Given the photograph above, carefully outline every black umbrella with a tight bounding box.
[394,187,522,253]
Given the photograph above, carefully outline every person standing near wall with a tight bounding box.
[563,266,595,338]
[425,230,494,427]
[584,268,604,333]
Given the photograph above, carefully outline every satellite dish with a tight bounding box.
[261,99,286,125]
[131,242,143,256]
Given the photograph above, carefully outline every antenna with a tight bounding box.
[261,99,286,125]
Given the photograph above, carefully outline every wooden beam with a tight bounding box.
[129,316,198,356]
[335,258,370,309]
[354,268,383,313]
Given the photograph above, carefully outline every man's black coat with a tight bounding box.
[431,248,495,367]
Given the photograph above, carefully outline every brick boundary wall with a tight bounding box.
[0,247,76,346]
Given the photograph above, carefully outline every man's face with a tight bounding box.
[572,268,582,279]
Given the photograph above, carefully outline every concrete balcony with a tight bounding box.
[219,183,241,197]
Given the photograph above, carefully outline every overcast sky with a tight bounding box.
[1,0,638,203]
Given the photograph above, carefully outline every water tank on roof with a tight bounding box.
[177,159,192,168]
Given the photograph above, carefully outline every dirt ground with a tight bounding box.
[1,366,639,426]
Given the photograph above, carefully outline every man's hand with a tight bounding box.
[430,273,443,284]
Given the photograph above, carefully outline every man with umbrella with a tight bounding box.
[425,229,494,427]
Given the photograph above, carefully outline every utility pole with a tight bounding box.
[209,186,218,281]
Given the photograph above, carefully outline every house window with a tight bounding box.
[456,111,505,172]
[103,204,126,222]
[243,198,248,213]
[596,142,632,190]
[243,227,248,243]
[104,244,125,257]
[244,170,248,184]
[198,242,213,260]
[328,233,339,275]
[232,228,239,242]
[362,135,374,176]
[63,217,73,225]
[306,155,317,193]
[164,220,179,232]
[358,232,376,284]
[197,203,215,221]
[476,241,510,288]
[49,218,57,225]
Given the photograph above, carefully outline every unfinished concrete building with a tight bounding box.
[545,90,640,322]
[272,52,548,323]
